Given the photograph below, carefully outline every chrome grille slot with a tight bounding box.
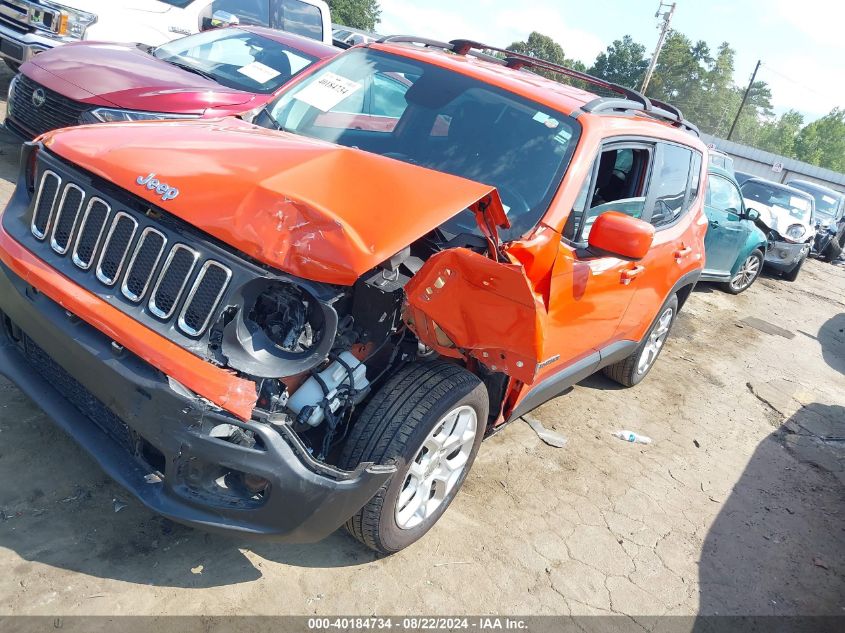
[178,261,232,337]
[96,212,138,286]
[23,164,239,350]
[49,183,85,254]
[31,170,61,239]
[121,228,167,303]
[72,198,111,270]
[149,245,199,320]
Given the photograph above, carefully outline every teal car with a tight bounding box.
[700,166,768,294]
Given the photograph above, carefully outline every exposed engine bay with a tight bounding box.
[211,228,497,467]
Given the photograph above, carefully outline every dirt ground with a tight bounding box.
[0,66,842,619]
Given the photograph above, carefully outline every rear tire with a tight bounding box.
[782,253,806,282]
[603,294,679,387]
[339,361,488,554]
[724,249,763,294]
[821,239,842,263]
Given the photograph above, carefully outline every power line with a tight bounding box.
[757,63,841,105]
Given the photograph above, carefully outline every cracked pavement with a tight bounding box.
[0,65,842,617]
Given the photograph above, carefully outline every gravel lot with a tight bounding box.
[0,65,842,618]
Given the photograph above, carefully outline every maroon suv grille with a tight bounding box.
[9,74,89,137]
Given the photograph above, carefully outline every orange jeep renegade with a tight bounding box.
[0,37,707,553]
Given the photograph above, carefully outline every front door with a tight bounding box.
[703,173,747,276]
[538,142,655,382]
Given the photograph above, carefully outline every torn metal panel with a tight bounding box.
[44,120,508,285]
[404,248,546,384]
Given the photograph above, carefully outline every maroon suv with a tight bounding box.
[4,25,337,139]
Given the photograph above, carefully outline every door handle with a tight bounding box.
[621,265,646,285]
[709,220,720,228]
[673,246,692,259]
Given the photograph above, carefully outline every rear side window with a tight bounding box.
[649,143,698,227]
[275,0,324,41]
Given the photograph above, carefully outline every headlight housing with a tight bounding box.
[53,4,97,39]
[80,108,203,123]
[785,224,806,241]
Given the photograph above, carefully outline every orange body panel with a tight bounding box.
[42,119,504,286]
[404,248,545,384]
[0,222,258,420]
[3,41,709,425]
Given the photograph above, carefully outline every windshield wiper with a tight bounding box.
[164,60,217,82]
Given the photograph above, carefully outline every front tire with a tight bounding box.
[339,361,488,554]
[782,252,806,282]
[724,249,763,294]
[603,294,679,387]
[821,238,842,263]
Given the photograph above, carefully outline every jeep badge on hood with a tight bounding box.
[137,173,179,201]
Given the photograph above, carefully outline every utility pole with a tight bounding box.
[640,1,676,94]
[727,60,761,140]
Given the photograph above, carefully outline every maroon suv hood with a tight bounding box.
[26,42,256,112]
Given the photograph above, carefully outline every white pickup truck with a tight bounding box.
[0,0,332,70]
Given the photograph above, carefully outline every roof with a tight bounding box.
[371,42,594,115]
[708,164,737,182]
[370,39,699,139]
[785,179,845,200]
[237,25,339,59]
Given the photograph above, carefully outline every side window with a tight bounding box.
[707,175,743,213]
[578,146,652,241]
[211,0,270,26]
[275,0,324,41]
[689,152,703,202]
[649,144,693,227]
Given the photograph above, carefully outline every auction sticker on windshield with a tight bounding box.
[237,61,282,84]
[294,72,363,112]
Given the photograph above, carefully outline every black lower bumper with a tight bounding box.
[0,259,393,541]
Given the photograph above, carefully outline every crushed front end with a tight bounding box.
[0,144,403,540]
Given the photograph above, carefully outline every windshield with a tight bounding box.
[263,48,581,240]
[154,28,317,94]
[787,183,842,219]
[741,181,813,223]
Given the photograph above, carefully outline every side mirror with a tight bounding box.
[588,211,655,261]
[745,208,760,222]
[209,10,240,29]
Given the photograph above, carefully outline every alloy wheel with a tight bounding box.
[730,254,761,291]
[395,405,478,530]
[637,307,674,375]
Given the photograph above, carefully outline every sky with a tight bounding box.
[377,0,845,123]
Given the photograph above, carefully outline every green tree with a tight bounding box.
[328,0,381,31]
[757,110,804,157]
[645,31,713,122]
[507,31,586,80]
[794,108,845,172]
[589,35,649,89]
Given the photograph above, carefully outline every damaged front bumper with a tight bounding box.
[764,239,809,272]
[0,259,394,541]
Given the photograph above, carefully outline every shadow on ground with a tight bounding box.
[818,313,845,375]
[695,403,845,619]
[0,379,377,589]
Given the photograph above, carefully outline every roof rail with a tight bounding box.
[377,35,456,50]
[582,96,700,136]
[449,39,650,108]
[375,35,699,136]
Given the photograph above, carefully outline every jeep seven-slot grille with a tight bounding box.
[30,170,231,337]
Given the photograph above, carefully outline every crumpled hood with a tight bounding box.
[42,118,503,285]
[28,43,255,112]
[745,198,815,240]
